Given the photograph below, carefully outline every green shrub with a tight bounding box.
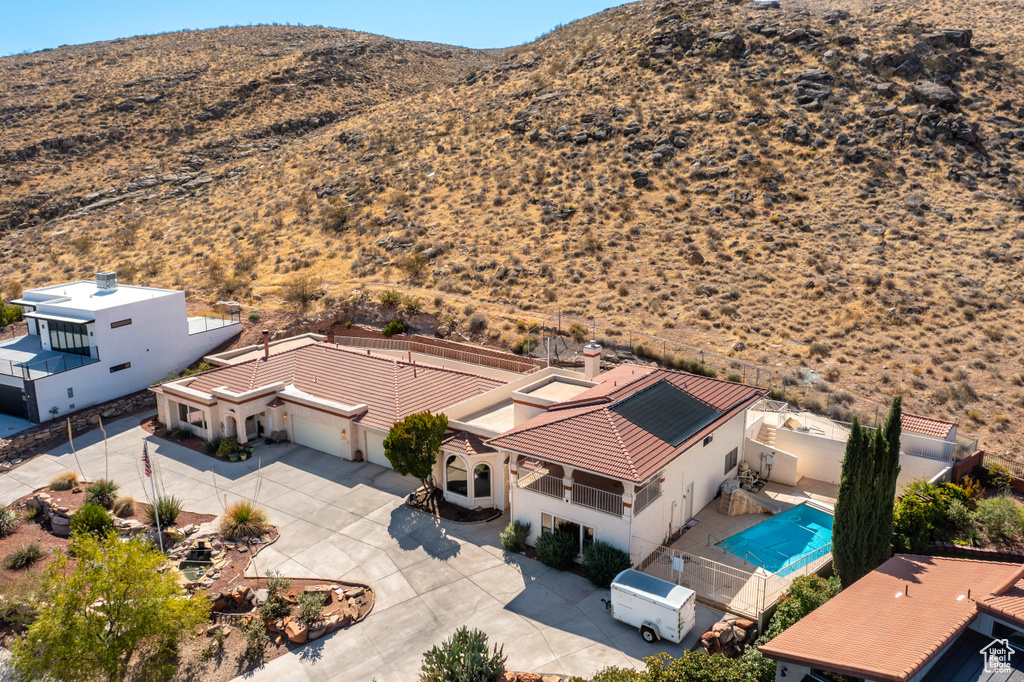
[297,591,327,626]
[378,289,401,308]
[499,520,531,553]
[84,479,120,509]
[420,626,506,682]
[240,615,269,661]
[0,508,19,538]
[69,504,113,538]
[220,501,269,540]
[725,372,743,383]
[976,495,1020,545]
[582,541,632,589]
[568,323,588,342]
[164,426,193,441]
[218,436,238,457]
[3,543,43,570]
[986,463,1014,492]
[401,296,422,315]
[512,336,537,355]
[48,471,80,491]
[145,496,182,529]
[203,437,223,455]
[111,496,135,517]
[948,499,981,546]
[258,570,291,621]
[247,312,261,322]
[382,320,406,338]
[534,530,578,571]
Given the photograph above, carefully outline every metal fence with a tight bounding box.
[634,478,662,514]
[983,453,1024,479]
[187,313,242,336]
[517,471,563,499]
[634,536,833,620]
[0,351,100,380]
[333,335,546,374]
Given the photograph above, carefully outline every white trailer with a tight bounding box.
[608,569,696,644]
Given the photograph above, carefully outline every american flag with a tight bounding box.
[142,440,151,478]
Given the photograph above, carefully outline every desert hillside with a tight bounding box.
[1,0,1023,456]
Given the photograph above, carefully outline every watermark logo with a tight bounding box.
[981,638,1015,674]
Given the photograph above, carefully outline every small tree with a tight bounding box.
[12,533,209,682]
[281,272,323,312]
[384,411,448,504]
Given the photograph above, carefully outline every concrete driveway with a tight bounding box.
[0,414,720,681]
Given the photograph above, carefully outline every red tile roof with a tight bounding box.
[442,431,496,456]
[487,366,765,482]
[175,342,505,431]
[902,412,956,439]
[977,577,1024,629]
[759,555,1024,682]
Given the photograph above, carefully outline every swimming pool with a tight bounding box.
[716,503,833,574]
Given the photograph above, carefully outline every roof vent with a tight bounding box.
[96,272,118,290]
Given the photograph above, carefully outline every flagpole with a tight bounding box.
[144,439,164,553]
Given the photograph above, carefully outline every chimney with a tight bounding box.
[95,271,118,291]
[584,340,602,380]
[262,330,270,360]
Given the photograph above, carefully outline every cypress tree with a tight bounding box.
[869,397,902,568]
[832,417,868,588]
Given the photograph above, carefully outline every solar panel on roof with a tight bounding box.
[611,380,722,446]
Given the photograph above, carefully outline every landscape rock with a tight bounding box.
[285,621,308,644]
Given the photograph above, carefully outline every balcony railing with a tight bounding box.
[517,471,563,499]
[634,478,662,514]
[0,351,100,380]
[571,482,623,516]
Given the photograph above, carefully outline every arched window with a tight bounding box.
[446,456,467,496]
[473,464,491,498]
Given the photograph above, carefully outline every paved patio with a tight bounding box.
[0,414,721,681]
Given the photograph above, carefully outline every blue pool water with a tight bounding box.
[716,504,833,575]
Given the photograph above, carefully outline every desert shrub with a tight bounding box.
[297,591,327,627]
[976,496,1020,545]
[69,504,113,538]
[568,323,588,342]
[48,471,80,491]
[84,479,120,509]
[893,479,973,552]
[203,437,223,455]
[382,320,406,338]
[247,312,261,322]
[947,499,981,546]
[220,501,269,540]
[582,541,631,589]
[241,615,269,660]
[499,520,531,553]
[0,508,19,537]
[764,575,841,640]
[218,436,238,457]
[378,289,401,308]
[111,496,135,517]
[534,531,578,571]
[145,496,182,528]
[984,463,1014,492]
[401,296,422,314]
[258,570,291,621]
[512,336,537,355]
[467,312,488,334]
[3,543,43,570]
[800,396,823,413]
[420,626,506,682]
[808,342,830,358]
[960,475,984,501]
[726,372,743,382]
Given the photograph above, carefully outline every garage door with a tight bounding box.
[292,417,342,457]
[365,431,390,468]
[0,384,27,419]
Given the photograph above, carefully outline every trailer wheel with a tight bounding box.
[640,626,658,643]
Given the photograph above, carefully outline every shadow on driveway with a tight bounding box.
[387,505,461,561]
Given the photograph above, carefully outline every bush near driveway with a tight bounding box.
[499,520,530,553]
[420,626,505,682]
[534,530,577,571]
[582,541,631,589]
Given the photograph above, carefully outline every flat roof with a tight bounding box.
[17,280,179,312]
[462,399,515,434]
[523,379,591,402]
[759,555,1024,682]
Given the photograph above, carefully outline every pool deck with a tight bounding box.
[652,477,838,618]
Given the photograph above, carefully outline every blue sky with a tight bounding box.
[0,1,627,55]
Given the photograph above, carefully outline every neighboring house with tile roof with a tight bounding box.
[488,362,768,558]
[759,554,1024,682]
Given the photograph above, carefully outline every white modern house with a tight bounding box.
[0,273,240,423]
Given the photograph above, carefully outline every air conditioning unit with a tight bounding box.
[96,272,118,290]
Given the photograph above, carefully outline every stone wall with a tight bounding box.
[0,390,155,462]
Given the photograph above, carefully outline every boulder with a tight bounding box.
[911,81,959,109]
[285,621,308,644]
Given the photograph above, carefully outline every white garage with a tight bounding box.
[292,417,343,457]
[364,431,389,468]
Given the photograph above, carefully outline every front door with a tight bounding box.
[684,481,694,523]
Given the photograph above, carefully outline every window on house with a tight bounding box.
[48,320,90,356]
[177,403,207,430]
[725,447,738,475]
[109,362,131,373]
[540,513,594,555]
[446,456,467,496]
[110,318,132,329]
[703,434,714,447]
[473,464,491,498]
